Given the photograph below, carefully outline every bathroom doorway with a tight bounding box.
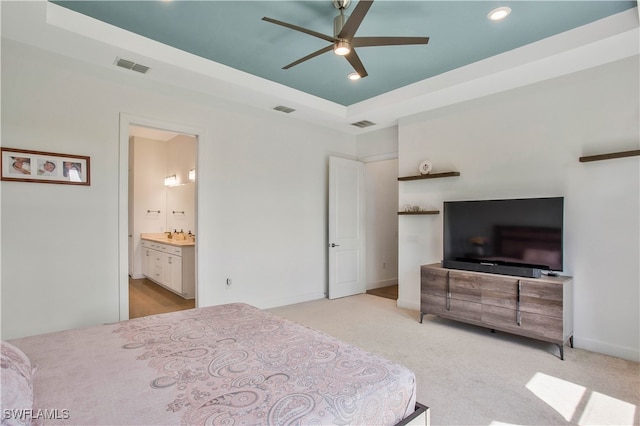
[128,125,197,318]
[118,113,201,321]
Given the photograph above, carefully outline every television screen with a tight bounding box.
[443,197,564,272]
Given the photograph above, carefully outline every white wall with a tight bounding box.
[357,126,398,162]
[165,134,197,235]
[397,57,640,361]
[0,39,356,339]
[364,159,399,290]
[358,127,400,290]
[130,136,169,278]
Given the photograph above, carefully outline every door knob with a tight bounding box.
[330,243,340,247]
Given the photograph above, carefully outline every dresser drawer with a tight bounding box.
[520,279,563,318]
[160,245,182,256]
[448,271,482,303]
[421,266,448,295]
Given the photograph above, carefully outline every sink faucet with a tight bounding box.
[165,231,172,239]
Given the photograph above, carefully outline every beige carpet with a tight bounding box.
[268,294,640,426]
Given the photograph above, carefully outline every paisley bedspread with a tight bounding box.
[10,303,417,425]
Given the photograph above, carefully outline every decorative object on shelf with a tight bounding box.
[1,147,90,186]
[418,160,433,175]
[398,206,440,215]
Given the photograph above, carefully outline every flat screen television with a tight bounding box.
[443,197,564,275]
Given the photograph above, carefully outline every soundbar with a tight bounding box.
[442,259,542,278]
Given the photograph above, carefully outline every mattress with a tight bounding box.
[4,303,418,425]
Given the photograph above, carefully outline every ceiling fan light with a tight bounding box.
[348,72,361,81]
[488,6,511,21]
[334,40,351,56]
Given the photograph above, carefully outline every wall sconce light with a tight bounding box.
[189,169,195,181]
[164,175,177,186]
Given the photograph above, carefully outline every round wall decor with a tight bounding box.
[418,160,433,175]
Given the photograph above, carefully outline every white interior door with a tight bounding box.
[328,156,366,299]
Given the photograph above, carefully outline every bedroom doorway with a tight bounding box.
[118,113,202,321]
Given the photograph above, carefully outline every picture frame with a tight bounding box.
[1,147,90,186]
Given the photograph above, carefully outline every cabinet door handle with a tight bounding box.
[516,280,522,326]
[446,271,451,311]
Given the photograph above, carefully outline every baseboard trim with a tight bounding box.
[260,291,327,310]
[574,336,640,362]
[397,298,420,311]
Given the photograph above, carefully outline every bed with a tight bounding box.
[2,303,427,425]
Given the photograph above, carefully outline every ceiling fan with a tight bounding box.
[262,0,429,79]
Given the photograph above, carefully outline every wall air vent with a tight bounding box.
[351,120,376,128]
[115,57,150,74]
[273,105,296,114]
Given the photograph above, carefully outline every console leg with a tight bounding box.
[420,312,424,323]
[558,344,564,360]
[569,336,574,348]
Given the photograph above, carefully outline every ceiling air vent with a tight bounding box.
[273,105,296,114]
[351,120,376,128]
[115,57,150,74]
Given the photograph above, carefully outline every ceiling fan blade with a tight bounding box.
[262,17,336,43]
[337,0,373,41]
[283,45,334,69]
[345,48,368,78]
[353,36,430,47]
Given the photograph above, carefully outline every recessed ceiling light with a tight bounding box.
[488,6,511,21]
[348,72,361,81]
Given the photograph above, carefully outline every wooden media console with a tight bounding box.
[420,263,573,359]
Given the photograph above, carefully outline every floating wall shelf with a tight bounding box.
[397,171,460,181]
[579,149,639,163]
[398,210,440,216]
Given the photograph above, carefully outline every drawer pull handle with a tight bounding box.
[517,280,522,326]
[446,271,451,311]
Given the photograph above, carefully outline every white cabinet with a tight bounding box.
[141,240,195,299]
[162,251,182,293]
[141,246,150,277]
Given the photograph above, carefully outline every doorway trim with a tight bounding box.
[118,112,204,321]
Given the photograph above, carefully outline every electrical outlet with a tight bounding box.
[226,278,232,286]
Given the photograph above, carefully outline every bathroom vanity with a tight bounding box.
[140,233,195,299]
